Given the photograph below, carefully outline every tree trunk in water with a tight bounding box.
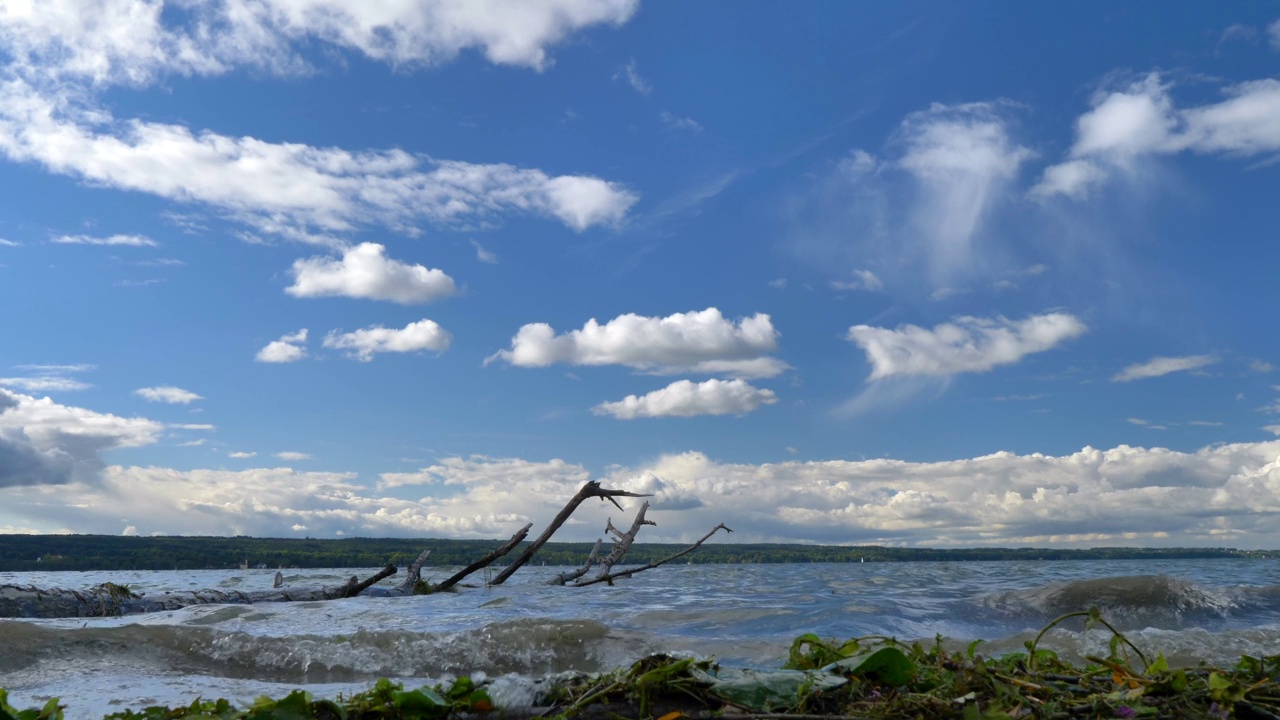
[0,565,400,619]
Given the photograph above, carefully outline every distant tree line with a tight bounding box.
[0,534,1272,572]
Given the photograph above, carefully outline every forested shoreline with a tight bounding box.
[0,534,1273,571]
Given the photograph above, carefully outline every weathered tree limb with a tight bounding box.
[431,522,533,592]
[549,538,603,585]
[593,501,655,579]
[395,549,433,594]
[574,523,733,587]
[345,563,397,597]
[490,481,650,586]
[0,564,403,619]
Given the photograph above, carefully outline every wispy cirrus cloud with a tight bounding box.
[0,0,640,86]
[0,81,639,242]
[0,376,91,392]
[614,59,651,95]
[0,1,641,244]
[134,386,203,404]
[50,233,157,247]
[790,103,1034,293]
[1112,355,1219,383]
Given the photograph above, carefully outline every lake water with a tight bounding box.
[3,559,1280,718]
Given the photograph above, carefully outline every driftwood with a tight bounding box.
[490,481,650,585]
[395,549,433,594]
[1,481,730,618]
[594,501,655,579]
[575,523,733,587]
[431,522,532,592]
[549,538,603,585]
[0,564,401,619]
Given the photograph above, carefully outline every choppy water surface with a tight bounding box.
[3,560,1280,718]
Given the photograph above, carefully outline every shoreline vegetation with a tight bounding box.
[0,534,1274,572]
[4,609,1277,719]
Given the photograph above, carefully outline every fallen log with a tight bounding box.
[0,564,400,619]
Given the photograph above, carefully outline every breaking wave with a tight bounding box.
[0,618,660,682]
[972,574,1280,629]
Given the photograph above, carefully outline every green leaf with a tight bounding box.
[966,639,985,659]
[1208,672,1231,691]
[827,646,915,686]
[1144,653,1168,676]
[392,688,448,719]
[35,699,62,720]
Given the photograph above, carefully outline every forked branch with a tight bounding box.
[574,523,733,588]
[549,538,603,585]
[490,481,650,585]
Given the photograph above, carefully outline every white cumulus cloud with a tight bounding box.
[256,329,308,363]
[275,451,310,461]
[323,319,451,361]
[6,440,1280,546]
[489,308,785,378]
[1112,355,1220,383]
[134,386,203,404]
[593,379,778,419]
[0,388,163,487]
[847,312,1088,381]
[1033,73,1280,198]
[286,242,456,304]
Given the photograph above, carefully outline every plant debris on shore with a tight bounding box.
[4,609,1278,720]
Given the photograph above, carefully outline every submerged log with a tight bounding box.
[0,565,401,619]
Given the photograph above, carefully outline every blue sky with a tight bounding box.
[1,1,1279,547]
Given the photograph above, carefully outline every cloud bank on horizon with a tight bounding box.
[1,1,1279,546]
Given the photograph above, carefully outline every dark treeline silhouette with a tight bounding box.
[1,534,1272,571]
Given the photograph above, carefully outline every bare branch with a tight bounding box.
[433,523,532,592]
[345,563,397,597]
[549,538,603,585]
[490,481,649,585]
[574,523,732,588]
[594,501,654,580]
